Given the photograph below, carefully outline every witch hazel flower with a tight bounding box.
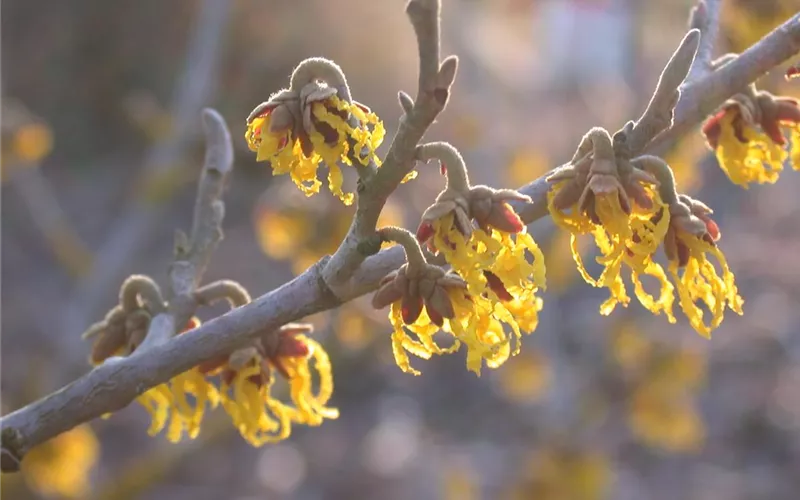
[245,58,385,205]
[198,323,338,445]
[702,83,800,186]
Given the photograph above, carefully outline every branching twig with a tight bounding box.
[320,0,457,295]
[2,3,800,473]
[65,0,231,338]
[138,109,233,353]
[626,29,699,153]
[650,12,800,153]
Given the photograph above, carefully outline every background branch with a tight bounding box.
[2,3,800,473]
[64,0,231,339]
[687,0,722,81]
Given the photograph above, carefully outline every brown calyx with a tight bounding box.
[372,263,468,327]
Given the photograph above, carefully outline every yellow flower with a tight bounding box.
[396,215,543,375]
[218,360,293,446]
[667,230,743,338]
[709,108,786,186]
[203,324,338,445]
[22,425,99,499]
[513,448,612,500]
[702,92,800,187]
[549,181,672,319]
[245,92,384,205]
[280,336,340,426]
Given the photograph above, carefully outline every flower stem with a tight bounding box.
[630,155,679,205]
[379,226,427,273]
[416,142,471,193]
[289,57,352,102]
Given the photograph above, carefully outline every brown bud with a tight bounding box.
[468,185,529,234]
[372,263,467,327]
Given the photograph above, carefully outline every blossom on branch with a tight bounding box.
[702,87,800,186]
[82,278,219,443]
[245,58,385,205]
[198,323,338,446]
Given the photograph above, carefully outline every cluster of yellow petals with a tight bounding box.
[714,111,791,187]
[245,96,385,205]
[388,213,546,375]
[548,185,673,317]
[134,367,220,443]
[667,233,744,338]
[548,183,743,337]
[218,336,338,446]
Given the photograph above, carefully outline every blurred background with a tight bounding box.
[2,0,800,498]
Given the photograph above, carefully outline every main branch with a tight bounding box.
[2,6,800,472]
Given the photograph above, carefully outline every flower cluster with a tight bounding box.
[547,126,743,337]
[198,323,338,446]
[245,58,385,205]
[83,276,218,442]
[373,143,546,376]
[702,86,800,187]
[83,277,337,445]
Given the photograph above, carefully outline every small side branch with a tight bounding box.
[139,109,233,352]
[687,0,722,81]
[627,29,700,153]
[320,0,457,295]
[650,12,800,153]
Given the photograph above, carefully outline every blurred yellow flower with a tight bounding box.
[611,321,653,374]
[506,148,550,187]
[203,328,338,446]
[23,424,99,499]
[13,122,53,163]
[629,385,705,453]
[513,448,612,500]
[246,94,384,205]
[495,350,551,402]
[334,306,373,351]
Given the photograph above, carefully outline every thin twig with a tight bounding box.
[8,165,92,278]
[138,109,233,352]
[650,12,800,153]
[687,0,722,81]
[2,3,800,472]
[320,0,455,295]
[64,0,231,338]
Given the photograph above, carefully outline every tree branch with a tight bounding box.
[1,109,232,471]
[3,5,800,472]
[320,0,455,295]
[137,109,233,352]
[650,12,800,153]
[687,0,722,81]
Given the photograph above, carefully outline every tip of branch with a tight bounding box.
[659,29,700,92]
[688,0,707,31]
[406,0,440,16]
[437,55,459,88]
[201,108,233,176]
[398,91,415,114]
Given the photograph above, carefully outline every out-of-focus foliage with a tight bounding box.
[4,425,100,499]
